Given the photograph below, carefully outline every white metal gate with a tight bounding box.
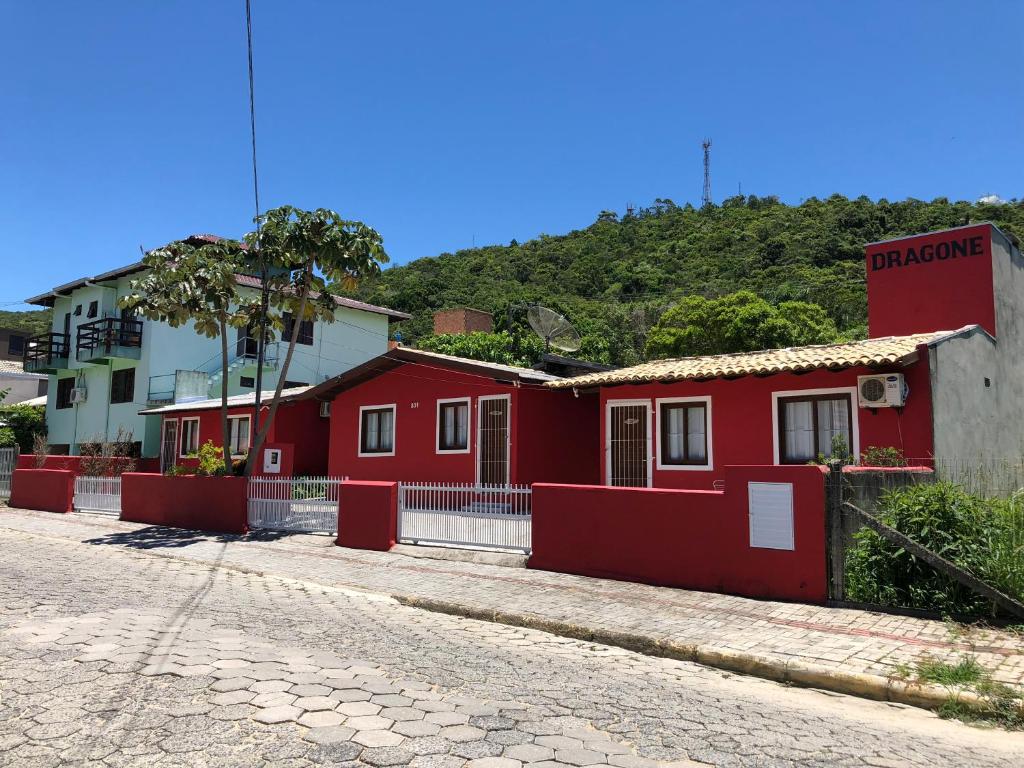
[0,447,15,499]
[398,482,532,553]
[247,476,342,534]
[73,476,121,515]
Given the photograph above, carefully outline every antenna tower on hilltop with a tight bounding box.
[701,138,712,208]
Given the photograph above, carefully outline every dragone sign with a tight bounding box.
[865,224,995,338]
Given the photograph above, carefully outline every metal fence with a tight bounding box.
[0,447,15,499]
[73,476,122,515]
[397,482,533,553]
[247,476,343,534]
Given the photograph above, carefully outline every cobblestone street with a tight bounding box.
[1,516,1023,767]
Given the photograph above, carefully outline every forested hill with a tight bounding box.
[351,195,1024,366]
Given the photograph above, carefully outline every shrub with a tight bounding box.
[164,464,189,477]
[194,440,227,476]
[846,482,1024,617]
[78,428,137,477]
[0,404,46,453]
[0,427,16,447]
[32,433,49,468]
[860,446,908,467]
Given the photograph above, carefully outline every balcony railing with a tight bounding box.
[76,317,143,364]
[23,332,70,373]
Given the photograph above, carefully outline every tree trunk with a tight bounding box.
[219,316,231,475]
[245,265,312,476]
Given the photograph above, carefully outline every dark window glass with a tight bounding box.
[438,401,469,451]
[282,312,314,345]
[659,402,709,466]
[110,368,136,404]
[87,301,98,318]
[7,335,25,356]
[284,381,309,388]
[48,443,70,455]
[360,407,395,454]
[777,393,853,464]
[73,305,82,316]
[239,376,255,388]
[56,378,75,409]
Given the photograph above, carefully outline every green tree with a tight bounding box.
[0,402,46,453]
[120,239,257,474]
[244,206,388,475]
[417,332,544,367]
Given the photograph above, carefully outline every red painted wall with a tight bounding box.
[15,455,160,474]
[9,468,75,513]
[327,365,598,484]
[160,399,327,476]
[597,359,933,490]
[529,465,828,602]
[120,473,248,534]
[336,480,397,551]
[866,224,995,337]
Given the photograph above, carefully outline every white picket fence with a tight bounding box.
[73,476,122,515]
[247,476,343,534]
[0,447,14,499]
[397,482,533,553]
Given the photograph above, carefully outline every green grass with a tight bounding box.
[899,654,1024,729]
[913,655,984,687]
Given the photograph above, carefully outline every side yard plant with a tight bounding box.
[846,482,1024,618]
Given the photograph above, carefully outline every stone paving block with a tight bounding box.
[466,758,523,768]
[503,744,554,762]
[337,701,383,717]
[293,695,337,712]
[250,692,297,708]
[537,736,585,751]
[302,724,357,745]
[382,706,426,722]
[426,711,471,727]
[346,715,396,731]
[331,688,374,703]
[393,720,443,738]
[440,725,487,743]
[555,748,607,766]
[353,729,407,748]
[290,683,332,697]
[252,705,302,725]
[250,679,293,694]
[211,690,256,706]
[374,693,414,707]
[362,746,417,766]
[298,710,347,728]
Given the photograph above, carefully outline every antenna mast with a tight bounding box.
[701,138,712,208]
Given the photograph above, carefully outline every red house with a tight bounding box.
[547,223,1022,489]
[139,386,330,476]
[306,347,600,485]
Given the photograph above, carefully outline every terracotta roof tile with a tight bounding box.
[547,330,970,389]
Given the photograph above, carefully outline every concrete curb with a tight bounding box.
[395,594,1023,718]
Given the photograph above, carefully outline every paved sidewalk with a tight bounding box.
[2,507,1022,706]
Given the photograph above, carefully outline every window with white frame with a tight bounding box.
[657,398,711,468]
[227,415,251,458]
[437,398,470,453]
[777,392,853,464]
[179,417,200,457]
[359,405,395,456]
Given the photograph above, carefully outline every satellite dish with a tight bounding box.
[527,305,581,353]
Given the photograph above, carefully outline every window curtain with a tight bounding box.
[686,407,706,461]
[378,410,394,451]
[783,401,815,462]
[817,399,850,458]
[665,407,685,462]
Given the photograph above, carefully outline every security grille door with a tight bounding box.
[478,397,510,485]
[160,420,178,473]
[609,403,649,487]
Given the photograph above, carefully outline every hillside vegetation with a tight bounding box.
[0,309,52,336]
[351,195,1024,366]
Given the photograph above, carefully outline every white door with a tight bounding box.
[477,395,511,486]
[606,401,651,487]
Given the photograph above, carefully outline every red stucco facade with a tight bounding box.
[327,365,600,485]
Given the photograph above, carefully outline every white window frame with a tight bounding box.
[475,394,511,485]
[179,417,201,458]
[436,397,472,455]
[358,403,396,458]
[771,386,859,465]
[604,398,653,488]
[227,415,251,459]
[654,396,713,471]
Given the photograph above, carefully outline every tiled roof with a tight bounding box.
[547,329,971,389]
[0,359,45,378]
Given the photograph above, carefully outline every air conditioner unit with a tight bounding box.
[319,401,331,418]
[857,374,906,408]
[70,387,88,404]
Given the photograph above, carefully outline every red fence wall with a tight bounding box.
[336,481,397,551]
[16,455,160,474]
[120,473,248,534]
[529,464,828,602]
[9,469,75,513]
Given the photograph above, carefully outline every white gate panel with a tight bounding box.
[74,476,122,515]
[247,476,342,534]
[398,482,532,553]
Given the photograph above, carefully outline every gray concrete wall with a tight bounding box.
[930,227,1024,464]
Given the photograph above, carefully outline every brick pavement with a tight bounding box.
[1,506,1022,697]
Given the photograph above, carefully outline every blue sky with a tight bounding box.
[2,1,1021,309]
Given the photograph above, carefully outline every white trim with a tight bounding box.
[604,398,653,487]
[178,417,201,458]
[227,414,252,459]
[654,396,713,471]
[436,397,472,455]
[476,394,511,485]
[771,386,859,465]
[160,418,178,473]
[357,403,397,458]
